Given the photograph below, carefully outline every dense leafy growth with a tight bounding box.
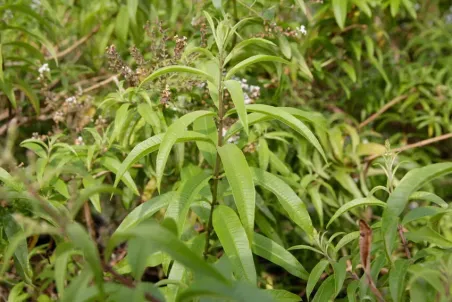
[1,0,452,301]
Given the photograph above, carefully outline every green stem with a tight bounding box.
[204,53,225,259]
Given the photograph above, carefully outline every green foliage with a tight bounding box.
[1,0,452,301]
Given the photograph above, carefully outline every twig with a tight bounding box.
[398,224,411,259]
[358,95,408,130]
[45,25,100,60]
[365,132,452,163]
[83,75,118,93]
[83,202,96,240]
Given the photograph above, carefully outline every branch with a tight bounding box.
[45,25,100,60]
[365,132,452,163]
[358,95,408,130]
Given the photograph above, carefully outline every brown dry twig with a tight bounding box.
[45,25,101,60]
[358,94,408,130]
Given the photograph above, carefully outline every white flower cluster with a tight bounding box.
[65,96,77,104]
[31,0,41,11]
[223,127,239,144]
[37,63,50,81]
[446,6,452,24]
[75,136,84,146]
[234,78,261,104]
[297,25,307,36]
[2,9,13,21]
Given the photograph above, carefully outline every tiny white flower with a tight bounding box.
[414,3,420,11]
[244,93,252,104]
[75,136,84,145]
[363,138,369,144]
[222,127,227,137]
[38,63,50,75]
[297,25,307,36]
[65,96,77,104]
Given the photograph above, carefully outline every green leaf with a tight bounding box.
[312,275,335,302]
[408,191,448,208]
[382,163,452,256]
[177,279,273,302]
[114,191,175,234]
[127,0,138,22]
[332,170,363,199]
[165,172,211,235]
[0,167,24,191]
[352,0,371,17]
[0,80,16,108]
[266,289,301,301]
[115,5,129,42]
[114,131,213,188]
[156,111,215,190]
[137,103,161,134]
[334,231,360,252]
[218,144,255,240]
[390,0,401,16]
[333,257,347,297]
[54,242,79,296]
[332,0,348,29]
[245,105,327,162]
[213,205,257,284]
[74,184,120,216]
[327,197,386,228]
[108,220,228,284]
[140,65,215,88]
[66,223,104,295]
[252,233,309,280]
[402,207,449,225]
[99,157,139,196]
[193,116,218,167]
[405,226,452,248]
[224,38,276,65]
[224,80,248,135]
[225,55,290,80]
[258,138,270,170]
[339,61,356,83]
[110,103,130,145]
[287,244,324,255]
[3,214,32,283]
[308,184,324,228]
[251,168,314,237]
[389,259,409,302]
[15,78,40,115]
[306,259,330,300]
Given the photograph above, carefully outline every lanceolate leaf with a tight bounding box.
[114,191,176,234]
[252,233,309,280]
[218,144,255,240]
[408,191,448,208]
[114,131,213,187]
[108,220,228,284]
[327,197,386,228]
[251,168,314,237]
[99,157,139,196]
[405,226,452,248]
[224,38,276,65]
[245,104,327,162]
[332,0,348,29]
[306,259,329,299]
[389,259,409,302]
[3,215,32,283]
[312,275,335,302]
[381,163,452,256]
[224,79,248,134]
[225,55,290,80]
[165,172,211,235]
[193,116,218,167]
[139,65,215,88]
[213,205,257,284]
[156,111,215,190]
[66,223,104,295]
